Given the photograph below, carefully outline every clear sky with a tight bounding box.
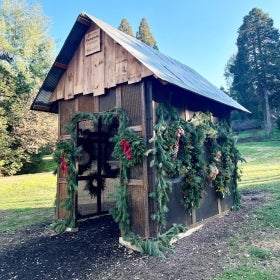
[39,0,280,88]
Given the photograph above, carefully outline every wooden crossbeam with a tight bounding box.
[77,15,91,26]
[54,62,68,70]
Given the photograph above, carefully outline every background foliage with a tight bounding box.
[0,0,57,176]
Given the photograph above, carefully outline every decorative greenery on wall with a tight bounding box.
[52,108,145,233]
[52,103,243,256]
[147,103,243,229]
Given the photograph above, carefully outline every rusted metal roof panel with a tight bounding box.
[31,13,249,113]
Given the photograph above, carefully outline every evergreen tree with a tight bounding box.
[227,8,280,136]
[118,18,134,37]
[136,17,158,50]
[0,0,57,175]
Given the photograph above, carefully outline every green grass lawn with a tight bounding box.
[216,140,280,279]
[238,141,280,194]
[235,127,280,142]
[0,172,56,233]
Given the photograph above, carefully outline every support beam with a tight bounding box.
[54,62,68,70]
[77,15,91,26]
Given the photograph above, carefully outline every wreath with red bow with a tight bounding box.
[111,129,146,168]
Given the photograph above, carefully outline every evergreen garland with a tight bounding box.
[51,102,243,257]
[146,103,182,229]
[51,108,145,233]
[124,223,186,258]
[207,121,244,204]
[52,138,81,232]
[180,114,213,210]
[147,103,243,220]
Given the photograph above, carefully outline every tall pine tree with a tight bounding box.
[136,17,158,50]
[227,8,280,136]
[118,18,134,37]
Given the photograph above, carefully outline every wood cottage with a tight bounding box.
[32,13,248,244]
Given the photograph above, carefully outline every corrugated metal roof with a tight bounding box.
[31,13,249,113]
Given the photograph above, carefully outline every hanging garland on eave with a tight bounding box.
[146,105,181,227]
[207,121,244,207]
[180,112,217,210]
[206,120,244,206]
[147,103,243,227]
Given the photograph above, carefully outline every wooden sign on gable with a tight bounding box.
[85,28,101,56]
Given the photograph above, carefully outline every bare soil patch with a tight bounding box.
[0,190,277,280]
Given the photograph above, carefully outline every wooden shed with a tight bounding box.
[32,13,248,241]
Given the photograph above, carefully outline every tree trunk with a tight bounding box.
[264,89,272,137]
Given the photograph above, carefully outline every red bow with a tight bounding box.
[121,139,132,160]
[60,155,67,174]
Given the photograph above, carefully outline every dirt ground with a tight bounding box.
[0,190,279,280]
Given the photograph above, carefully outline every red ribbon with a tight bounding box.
[173,127,185,159]
[60,155,67,174]
[121,139,132,160]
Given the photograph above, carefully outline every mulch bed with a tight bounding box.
[0,190,267,280]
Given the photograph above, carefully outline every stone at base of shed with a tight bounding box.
[119,224,204,252]
[119,237,141,253]
[65,227,79,233]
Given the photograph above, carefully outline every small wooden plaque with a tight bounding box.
[85,29,101,56]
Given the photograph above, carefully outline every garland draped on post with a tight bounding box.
[52,108,144,233]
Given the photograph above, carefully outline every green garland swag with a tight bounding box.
[147,103,243,229]
[207,121,244,204]
[51,103,242,256]
[51,108,145,233]
[110,127,146,236]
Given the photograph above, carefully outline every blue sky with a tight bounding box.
[39,0,280,88]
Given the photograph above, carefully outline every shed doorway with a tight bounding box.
[76,118,120,218]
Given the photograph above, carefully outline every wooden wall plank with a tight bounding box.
[64,58,74,100]
[92,42,105,96]
[74,37,85,95]
[49,90,57,102]
[104,33,116,88]
[83,25,97,95]
[56,74,66,100]
[141,64,153,78]
[83,53,92,95]
[115,43,128,84]
[127,54,142,84]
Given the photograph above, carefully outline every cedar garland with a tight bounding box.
[148,103,243,227]
[51,108,145,233]
[51,103,242,256]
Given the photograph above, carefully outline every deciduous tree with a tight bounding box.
[0,0,57,175]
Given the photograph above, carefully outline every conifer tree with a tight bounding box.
[118,18,134,37]
[227,8,280,136]
[136,17,158,50]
